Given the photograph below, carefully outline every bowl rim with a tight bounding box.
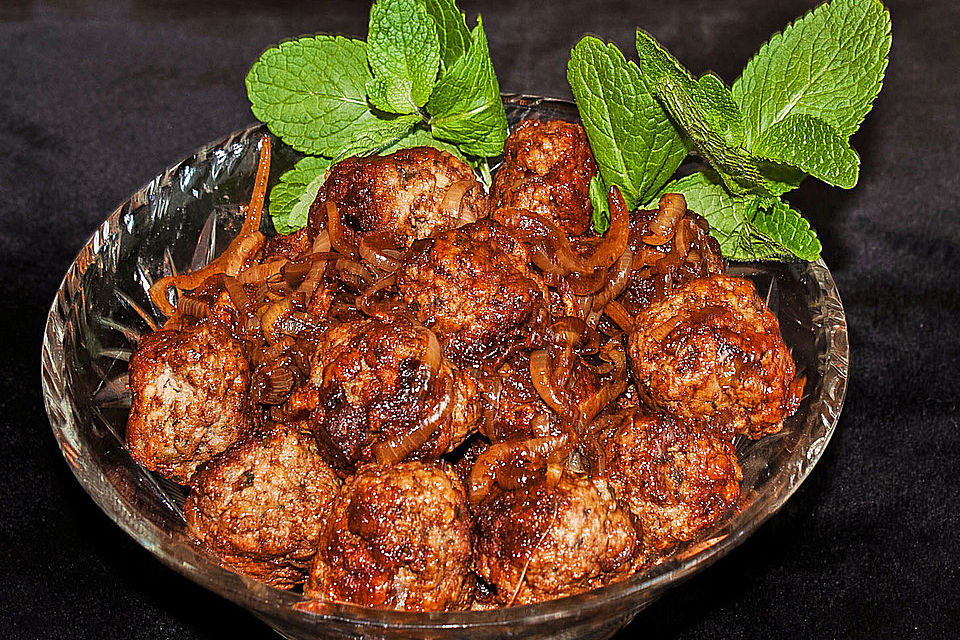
[41,95,849,631]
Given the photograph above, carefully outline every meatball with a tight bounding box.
[599,410,741,556]
[308,146,487,244]
[619,195,725,315]
[490,119,597,238]
[397,219,548,366]
[307,315,481,474]
[184,423,340,587]
[126,322,253,483]
[628,275,803,438]
[306,462,474,611]
[474,474,637,606]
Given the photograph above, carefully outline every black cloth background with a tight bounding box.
[2,0,958,637]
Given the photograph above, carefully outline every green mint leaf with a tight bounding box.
[417,0,471,71]
[426,17,507,157]
[663,170,820,261]
[753,113,860,189]
[634,30,770,197]
[732,0,891,146]
[246,35,375,156]
[692,73,745,147]
[367,0,441,114]
[589,174,611,234]
[567,36,688,210]
[751,198,823,261]
[268,156,332,234]
[331,112,421,161]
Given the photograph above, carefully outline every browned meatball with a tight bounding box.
[126,322,253,483]
[490,119,597,237]
[599,410,741,556]
[307,315,481,474]
[184,423,340,587]
[619,194,725,315]
[308,146,487,244]
[628,275,803,438]
[306,462,474,611]
[397,219,548,366]
[474,474,637,606]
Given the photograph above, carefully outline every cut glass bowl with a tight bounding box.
[42,95,848,639]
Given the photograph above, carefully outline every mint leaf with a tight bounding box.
[246,36,375,156]
[663,170,820,261]
[367,0,440,114]
[331,112,421,161]
[751,198,822,261]
[427,17,508,157]
[268,156,331,234]
[634,30,770,197]
[753,114,860,189]
[589,174,611,233]
[693,73,744,147]
[732,0,891,146]
[567,36,687,210]
[418,0,470,71]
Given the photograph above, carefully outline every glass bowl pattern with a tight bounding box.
[41,95,848,640]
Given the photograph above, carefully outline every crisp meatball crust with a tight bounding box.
[184,423,340,587]
[599,411,741,555]
[491,119,597,237]
[306,462,474,611]
[474,475,637,606]
[308,146,487,244]
[397,219,548,366]
[620,206,724,314]
[628,275,803,438]
[126,322,253,483]
[307,316,481,474]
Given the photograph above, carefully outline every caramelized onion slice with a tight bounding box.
[325,201,359,260]
[642,192,686,246]
[359,232,403,273]
[371,376,453,465]
[252,361,296,405]
[530,349,573,416]
[440,180,476,226]
[578,340,628,425]
[468,434,570,503]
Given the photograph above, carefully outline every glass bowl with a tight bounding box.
[41,95,848,640]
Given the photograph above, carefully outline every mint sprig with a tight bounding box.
[247,0,507,234]
[569,0,891,261]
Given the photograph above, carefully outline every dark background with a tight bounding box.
[3,0,958,637]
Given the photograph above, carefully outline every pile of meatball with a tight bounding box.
[126,119,804,611]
